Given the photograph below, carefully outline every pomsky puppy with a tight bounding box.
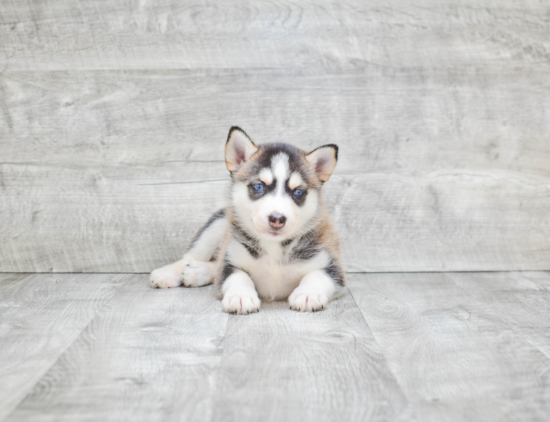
[150,127,345,314]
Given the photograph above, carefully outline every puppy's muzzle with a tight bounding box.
[268,213,286,229]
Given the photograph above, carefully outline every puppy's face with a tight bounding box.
[225,127,338,241]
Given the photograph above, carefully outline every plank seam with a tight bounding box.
[207,311,232,422]
[2,274,133,420]
[345,285,419,420]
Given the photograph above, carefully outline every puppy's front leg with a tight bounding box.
[289,269,339,312]
[222,270,261,315]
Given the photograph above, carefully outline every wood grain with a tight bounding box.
[347,272,550,422]
[3,272,550,421]
[520,271,550,290]
[446,271,550,360]
[1,0,549,71]
[0,273,31,294]
[3,275,412,422]
[1,67,549,272]
[6,276,229,422]
[0,273,128,421]
[212,294,413,422]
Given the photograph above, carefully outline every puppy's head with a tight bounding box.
[225,127,338,241]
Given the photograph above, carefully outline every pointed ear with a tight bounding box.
[306,144,338,182]
[225,127,258,173]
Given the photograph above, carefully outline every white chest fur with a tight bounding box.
[226,238,330,300]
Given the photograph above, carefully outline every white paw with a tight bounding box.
[288,289,328,312]
[222,290,261,315]
[182,261,214,287]
[150,265,182,289]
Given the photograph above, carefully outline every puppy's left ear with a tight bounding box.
[306,144,338,182]
[225,127,258,173]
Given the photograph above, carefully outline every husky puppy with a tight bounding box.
[150,127,345,314]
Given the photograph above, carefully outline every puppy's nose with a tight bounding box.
[268,213,286,229]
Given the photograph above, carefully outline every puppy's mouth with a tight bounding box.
[259,226,289,239]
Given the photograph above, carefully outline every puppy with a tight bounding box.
[150,127,345,314]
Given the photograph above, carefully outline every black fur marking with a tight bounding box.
[285,183,308,207]
[248,179,276,201]
[232,222,263,259]
[220,260,235,285]
[242,242,261,259]
[219,257,252,288]
[281,238,294,248]
[290,229,321,261]
[325,255,345,286]
[246,143,313,186]
[187,208,226,251]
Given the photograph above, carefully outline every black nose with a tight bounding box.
[268,213,286,229]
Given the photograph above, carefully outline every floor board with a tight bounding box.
[347,272,550,422]
[446,271,550,360]
[1,272,550,421]
[0,273,129,421]
[212,294,412,422]
[6,275,228,422]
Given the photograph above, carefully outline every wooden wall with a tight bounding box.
[1,0,549,273]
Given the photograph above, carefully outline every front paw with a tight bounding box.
[150,265,183,289]
[288,289,328,312]
[222,291,261,315]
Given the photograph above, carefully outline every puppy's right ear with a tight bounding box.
[225,127,258,173]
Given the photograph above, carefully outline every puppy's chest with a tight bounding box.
[245,253,304,300]
[228,239,329,300]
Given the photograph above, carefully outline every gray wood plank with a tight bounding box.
[347,272,550,422]
[5,277,413,422]
[6,276,228,422]
[1,68,549,272]
[3,272,550,421]
[1,0,548,71]
[212,294,413,422]
[0,273,129,421]
[446,271,550,360]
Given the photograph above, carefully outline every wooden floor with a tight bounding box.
[0,272,549,421]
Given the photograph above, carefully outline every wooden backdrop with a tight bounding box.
[1,0,549,273]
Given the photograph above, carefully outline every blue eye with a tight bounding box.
[253,183,264,192]
[294,189,303,196]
